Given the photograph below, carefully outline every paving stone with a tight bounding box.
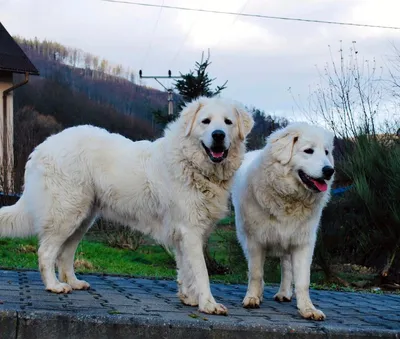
[0,269,399,338]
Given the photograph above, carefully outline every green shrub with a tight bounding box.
[343,135,400,272]
[318,134,400,280]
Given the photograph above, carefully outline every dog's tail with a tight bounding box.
[0,196,34,238]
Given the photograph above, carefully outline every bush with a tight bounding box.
[343,135,400,273]
[92,219,144,251]
[105,227,144,251]
[318,134,400,283]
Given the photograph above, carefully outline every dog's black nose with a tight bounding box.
[322,166,335,180]
[212,130,225,142]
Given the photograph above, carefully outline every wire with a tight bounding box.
[171,1,249,78]
[140,0,165,69]
[170,13,199,67]
[230,0,250,27]
[101,0,400,30]
[213,0,250,48]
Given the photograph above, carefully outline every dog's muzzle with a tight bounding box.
[201,142,229,163]
[202,130,229,163]
[298,170,330,193]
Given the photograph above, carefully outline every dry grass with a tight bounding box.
[74,258,95,270]
[17,244,37,253]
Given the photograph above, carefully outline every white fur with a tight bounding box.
[231,122,334,320]
[0,96,254,315]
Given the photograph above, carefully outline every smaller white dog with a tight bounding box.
[231,122,335,320]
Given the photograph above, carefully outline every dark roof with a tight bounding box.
[0,22,39,75]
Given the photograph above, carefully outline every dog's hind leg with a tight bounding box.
[242,240,266,308]
[38,234,73,294]
[37,196,94,294]
[274,254,293,302]
[57,211,98,290]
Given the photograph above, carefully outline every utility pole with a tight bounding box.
[139,70,181,115]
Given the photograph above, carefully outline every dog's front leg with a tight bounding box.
[291,244,326,320]
[179,233,228,315]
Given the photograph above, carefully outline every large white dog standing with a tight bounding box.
[231,122,335,320]
[0,96,254,315]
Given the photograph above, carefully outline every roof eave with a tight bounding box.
[0,67,39,76]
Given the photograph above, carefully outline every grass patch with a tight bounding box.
[0,227,388,291]
[0,237,176,278]
[217,215,235,226]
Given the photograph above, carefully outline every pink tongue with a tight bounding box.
[311,179,327,192]
[211,151,224,158]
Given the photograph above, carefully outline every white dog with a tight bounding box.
[0,96,254,315]
[231,122,334,320]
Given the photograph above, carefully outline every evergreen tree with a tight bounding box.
[153,50,227,127]
[175,51,227,107]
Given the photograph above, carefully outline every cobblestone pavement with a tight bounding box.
[0,269,399,339]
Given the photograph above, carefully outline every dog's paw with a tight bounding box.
[178,292,199,307]
[242,295,261,308]
[69,279,90,290]
[273,291,292,302]
[199,301,228,315]
[298,307,326,321]
[46,282,72,294]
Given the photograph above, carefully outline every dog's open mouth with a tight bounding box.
[201,142,229,163]
[298,170,328,192]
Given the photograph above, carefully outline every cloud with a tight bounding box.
[1,0,400,122]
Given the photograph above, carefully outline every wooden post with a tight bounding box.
[0,71,14,193]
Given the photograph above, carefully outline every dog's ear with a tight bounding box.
[235,106,254,141]
[183,101,204,137]
[268,128,298,164]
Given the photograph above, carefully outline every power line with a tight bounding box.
[171,1,250,73]
[213,0,250,48]
[140,0,165,69]
[101,0,400,30]
[229,0,251,27]
[170,12,199,67]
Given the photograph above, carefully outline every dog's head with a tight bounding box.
[267,122,335,193]
[181,97,254,164]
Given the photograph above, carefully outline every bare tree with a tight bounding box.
[84,53,93,69]
[129,71,136,84]
[291,41,384,139]
[93,56,99,70]
[385,44,400,127]
[14,107,62,192]
[99,59,109,77]
[69,48,81,67]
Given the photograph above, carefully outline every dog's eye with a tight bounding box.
[225,118,233,125]
[304,148,314,154]
[202,118,211,125]
[325,150,329,155]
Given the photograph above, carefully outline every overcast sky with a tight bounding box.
[1,0,400,122]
